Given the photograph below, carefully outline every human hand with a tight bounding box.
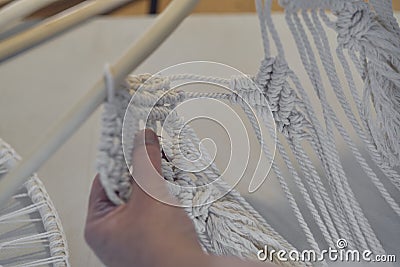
[85,129,275,267]
[84,129,206,267]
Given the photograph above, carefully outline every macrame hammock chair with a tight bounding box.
[0,139,69,267]
[97,0,400,266]
[0,0,399,266]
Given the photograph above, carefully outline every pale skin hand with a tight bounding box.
[85,129,276,267]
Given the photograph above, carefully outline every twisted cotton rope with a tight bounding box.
[0,139,70,267]
[97,0,399,265]
[269,0,399,255]
[97,72,303,266]
[283,10,384,254]
[277,0,399,253]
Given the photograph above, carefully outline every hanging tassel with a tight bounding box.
[333,0,400,166]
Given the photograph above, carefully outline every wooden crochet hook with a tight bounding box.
[0,0,13,5]
[0,0,199,207]
[0,0,132,62]
[0,0,61,29]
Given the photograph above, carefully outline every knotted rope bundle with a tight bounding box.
[98,0,400,265]
[0,139,70,267]
[97,73,300,266]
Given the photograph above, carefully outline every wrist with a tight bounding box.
[156,245,209,267]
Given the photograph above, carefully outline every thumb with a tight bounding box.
[86,174,117,222]
[128,129,176,206]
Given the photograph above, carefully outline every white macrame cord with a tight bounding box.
[97,0,400,266]
[0,139,70,267]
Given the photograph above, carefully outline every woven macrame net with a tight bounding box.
[0,139,70,267]
[97,0,400,266]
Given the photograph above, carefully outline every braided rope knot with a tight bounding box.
[191,188,217,232]
[98,72,300,262]
[332,1,400,166]
[125,74,186,125]
[253,57,310,139]
[334,1,373,50]
[126,73,170,92]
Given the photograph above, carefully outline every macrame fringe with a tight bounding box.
[0,139,70,267]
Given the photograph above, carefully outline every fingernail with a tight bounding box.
[134,129,159,148]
